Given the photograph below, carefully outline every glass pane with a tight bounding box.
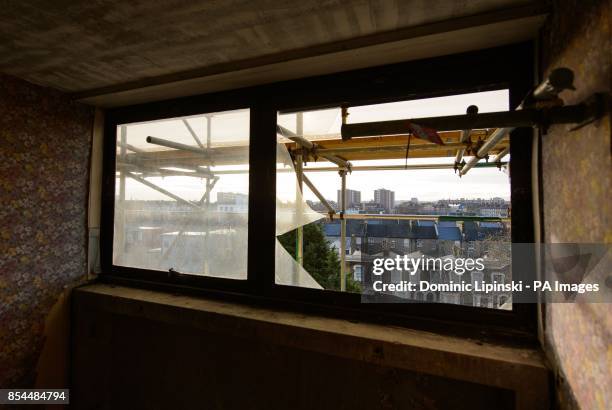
[113,109,249,279]
[276,91,513,310]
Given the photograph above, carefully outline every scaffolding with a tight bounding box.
[114,67,606,290]
[276,110,512,291]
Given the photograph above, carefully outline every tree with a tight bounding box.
[279,223,361,292]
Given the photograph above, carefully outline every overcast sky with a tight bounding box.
[119,90,510,203]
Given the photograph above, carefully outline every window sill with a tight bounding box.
[73,283,549,409]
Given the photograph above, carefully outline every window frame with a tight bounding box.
[101,42,537,343]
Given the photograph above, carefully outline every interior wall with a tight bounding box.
[539,0,611,408]
[0,74,93,387]
[72,295,517,410]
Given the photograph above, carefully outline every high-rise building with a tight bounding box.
[337,189,361,209]
[374,188,395,212]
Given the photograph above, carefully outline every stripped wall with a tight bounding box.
[0,74,93,387]
[540,0,611,408]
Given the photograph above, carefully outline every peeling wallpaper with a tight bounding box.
[0,74,93,387]
[540,0,612,409]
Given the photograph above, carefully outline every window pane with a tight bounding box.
[276,91,513,310]
[113,109,249,279]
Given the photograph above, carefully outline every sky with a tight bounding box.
[118,90,511,203]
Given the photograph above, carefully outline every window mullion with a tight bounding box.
[247,104,277,292]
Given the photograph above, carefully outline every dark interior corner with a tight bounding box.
[1,1,610,409]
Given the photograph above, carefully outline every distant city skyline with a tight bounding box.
[305,194,510,204]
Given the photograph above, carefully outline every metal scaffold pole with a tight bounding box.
[454,105,478,172]
[340,168,347,292]
[295,151,304,266]
[295,113,304,285]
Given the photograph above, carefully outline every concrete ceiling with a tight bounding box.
[0,0,545,106]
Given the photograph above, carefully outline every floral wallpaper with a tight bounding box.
[0,73,93,387]
[541,1,612,409]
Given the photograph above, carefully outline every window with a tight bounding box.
[102,43,536,338]
[113,109,250,279]
[275,91,512,310]
[354,265,363,281]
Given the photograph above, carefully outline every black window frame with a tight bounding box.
[101,42,537,344]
